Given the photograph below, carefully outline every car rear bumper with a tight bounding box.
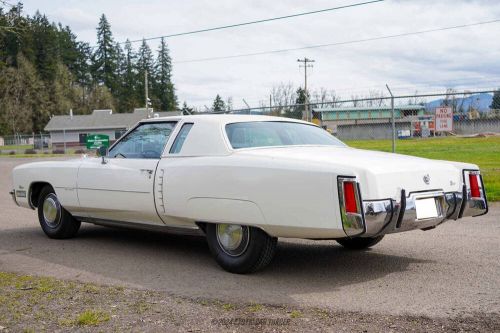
[361,185,488,237]
[9,189,19,207]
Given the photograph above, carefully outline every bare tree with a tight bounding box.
[441,88,458,112]
[350,94,361,107]
[270,82,296,115]
[366,90,385,107]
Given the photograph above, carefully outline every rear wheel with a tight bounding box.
[206,223,277,274]
[37,186,81,239]
[336,235,384,250]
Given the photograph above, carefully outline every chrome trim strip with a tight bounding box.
[460,170,488,218]
[337,176,366,237]
[76,217,204,236]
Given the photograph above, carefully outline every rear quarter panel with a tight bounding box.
[160,154,352,238]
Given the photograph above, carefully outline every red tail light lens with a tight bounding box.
[469,173,481,198]
[343,181,358,213]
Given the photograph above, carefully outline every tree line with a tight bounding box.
[0,3,177,135]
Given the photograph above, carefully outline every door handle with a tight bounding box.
[140,169,153,178]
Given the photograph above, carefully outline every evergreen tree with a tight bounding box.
[120,39,138,112]
[91,14,118,93]
[113,42,127,112]
[31,11,59,82]
[490,89,500,110]
[136,39,155,108]
[57,24,80,76]
[154,37,177,111]
[180,101,193,114]
[289,87,307,119]
[212,94,225,112]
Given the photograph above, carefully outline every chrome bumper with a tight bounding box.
[361,186,488,237]
[9,189,19,206]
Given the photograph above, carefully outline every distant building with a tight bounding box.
[44,108,181,148]
[313,105,426,134]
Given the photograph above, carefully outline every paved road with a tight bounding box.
[1,157,499,318]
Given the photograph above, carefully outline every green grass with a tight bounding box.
[75,310,110,326]
[0,153,78,158]
[345,136,500,201]
[0,144,31,151]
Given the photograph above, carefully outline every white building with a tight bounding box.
[44,108,181,148]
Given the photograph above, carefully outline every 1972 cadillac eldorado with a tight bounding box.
[10,115,488,273]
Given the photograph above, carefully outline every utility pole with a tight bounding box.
[145,70,150,118]
[297,57,315,122]
[386,84,396,153]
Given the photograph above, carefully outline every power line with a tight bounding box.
[119,0,384,45]
[0,0,15,8]
[174,19,500,64]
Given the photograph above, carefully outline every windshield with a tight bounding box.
[225,121,346,149]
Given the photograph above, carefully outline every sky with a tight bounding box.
[9,0,500,109]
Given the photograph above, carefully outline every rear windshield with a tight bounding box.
[225,121,345,149]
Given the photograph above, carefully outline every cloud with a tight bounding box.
[20,0,500,109]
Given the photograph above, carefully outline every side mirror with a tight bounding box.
[97,146,108,164]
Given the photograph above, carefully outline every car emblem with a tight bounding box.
[423,174,430,185]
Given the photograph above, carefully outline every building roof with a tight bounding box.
[313,104,425,113]
[44,109,182,131]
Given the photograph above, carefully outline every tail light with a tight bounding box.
[343,181,360,214]
[468,173,481,198]
[461,170,488,218]
[337,177,365,236]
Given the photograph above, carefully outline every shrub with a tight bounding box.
[74,149,86,154]
[9,151,15,155]
[52,149,65,154]
[24,149,37,154]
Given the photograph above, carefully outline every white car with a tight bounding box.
[10,115,488,273]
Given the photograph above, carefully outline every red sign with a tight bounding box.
[435,107,453,132]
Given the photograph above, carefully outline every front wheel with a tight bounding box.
[336,235,384,250]
[37,186,81,239]
[206,223,277,274]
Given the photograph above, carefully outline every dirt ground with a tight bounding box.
[0,272,498,332]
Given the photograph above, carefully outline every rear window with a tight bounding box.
[225,121,345,149]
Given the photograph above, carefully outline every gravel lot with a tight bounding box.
[1,157,499,331]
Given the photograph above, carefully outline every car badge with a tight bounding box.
[423,174,430,185]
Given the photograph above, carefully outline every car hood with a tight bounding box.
[236,146,477,199]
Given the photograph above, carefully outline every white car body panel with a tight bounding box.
[11,115,487,240]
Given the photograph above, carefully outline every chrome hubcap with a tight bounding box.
[216,224,250,257]
[43,194,60,228]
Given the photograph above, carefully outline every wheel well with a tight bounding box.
[29,182,53,208]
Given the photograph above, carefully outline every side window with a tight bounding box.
[170,123,193,154]
[108,122,176,159]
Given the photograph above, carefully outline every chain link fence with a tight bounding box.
[226,89,500,151]
[0,89,499,155]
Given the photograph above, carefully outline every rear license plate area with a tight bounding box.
[415,197,438,220]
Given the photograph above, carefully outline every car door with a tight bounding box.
[77,121,177,225]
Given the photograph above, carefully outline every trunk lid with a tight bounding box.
[236,146,466,199]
